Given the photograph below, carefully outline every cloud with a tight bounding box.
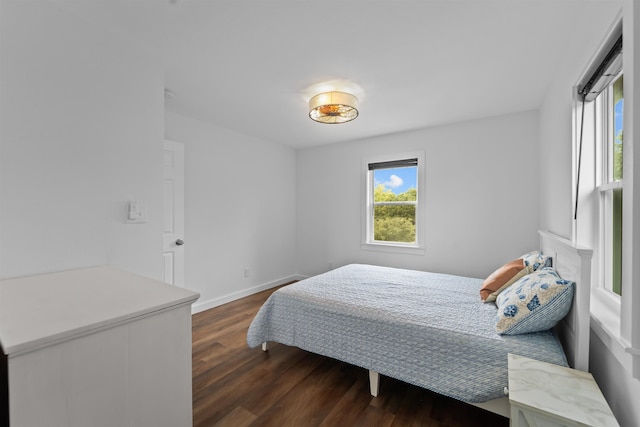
[384,174,403,189]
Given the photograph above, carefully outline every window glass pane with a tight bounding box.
[611,75,623,295]
[600,74,624,296]
[612,187,622,295]
[373,167,417,202]
[613,75,623,181]
[373,205,415,242]
[372,166,417,243]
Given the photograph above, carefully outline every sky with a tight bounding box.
[373,166,417,194]
[615,98,623,142]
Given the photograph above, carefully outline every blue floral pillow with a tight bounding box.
[520,251,552,271]
[495,267,574,335]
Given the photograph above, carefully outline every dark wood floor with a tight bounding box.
[192,286,509,427]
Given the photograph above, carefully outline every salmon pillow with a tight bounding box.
[480,259,530,302]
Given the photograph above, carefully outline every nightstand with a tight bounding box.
[507,353,619,427]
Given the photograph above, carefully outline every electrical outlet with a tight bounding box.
[244,269,250,278]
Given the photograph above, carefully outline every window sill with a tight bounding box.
[590,288,634,372]
[360,242,425,255]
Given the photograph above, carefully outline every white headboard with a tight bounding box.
[539,230,593,372]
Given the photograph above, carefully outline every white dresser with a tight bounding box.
[0,266,199,427]
[508,353,619,427]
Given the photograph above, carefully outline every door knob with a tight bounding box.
[175,239,184,246]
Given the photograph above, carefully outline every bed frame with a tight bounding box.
[539,230,593,372]
[262,230,593,418]
[462,231,593,416]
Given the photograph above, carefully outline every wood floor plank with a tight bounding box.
[249,356,357,427]
[240,348,328,417]
[192,285,509,427]
[318,374,375,426]
[212,406,257,427]
[357,404,397,427]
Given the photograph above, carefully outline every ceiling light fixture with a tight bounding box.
[309,91,359,124]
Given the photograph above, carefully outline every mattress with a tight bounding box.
[247,263,568,403]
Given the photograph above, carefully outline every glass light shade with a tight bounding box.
[309,91,359,124]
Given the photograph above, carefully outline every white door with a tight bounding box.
[163,140,185,286]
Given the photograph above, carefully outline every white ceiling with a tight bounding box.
[58,0,621,149]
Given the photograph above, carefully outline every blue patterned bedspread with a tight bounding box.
[247,264,567,403]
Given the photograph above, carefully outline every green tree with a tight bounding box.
[374,216,415,242]
[374,184,416,203]
[373,184,396,202]
[613,75,623,181]
[373,184,417,242]
[614,130,623,181]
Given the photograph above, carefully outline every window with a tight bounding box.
[362,152,424,254]
[598,74,623,295]
[575,15,640,383]
[575,22,640,379]
[575,29,622,297]
[370,159,417,243]
[601,75,624,295]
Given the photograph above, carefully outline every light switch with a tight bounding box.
[126,200,147,224]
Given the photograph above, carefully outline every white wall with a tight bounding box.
[538,3,623,240]
[0,1,165,280]
[538,1,640,426]
[590,331,640,426]
[0,0,295,312]
[3,2,637,424]
[164,111,297,312]
[296,110,540,279]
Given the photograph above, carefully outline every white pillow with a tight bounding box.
[520,251,552,271]
[495,267,574,335]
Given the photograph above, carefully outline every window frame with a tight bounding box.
[575,81,630,374]
[573,17,639,378]
[594,72,623,297]
[575,73,624,330]
[361,151,425,255]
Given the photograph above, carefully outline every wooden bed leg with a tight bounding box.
[261,342,268,351]
[369,370,380,397]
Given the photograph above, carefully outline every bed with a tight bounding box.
[246,231,593,417]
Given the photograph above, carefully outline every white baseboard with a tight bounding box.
[191,274,307,314]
